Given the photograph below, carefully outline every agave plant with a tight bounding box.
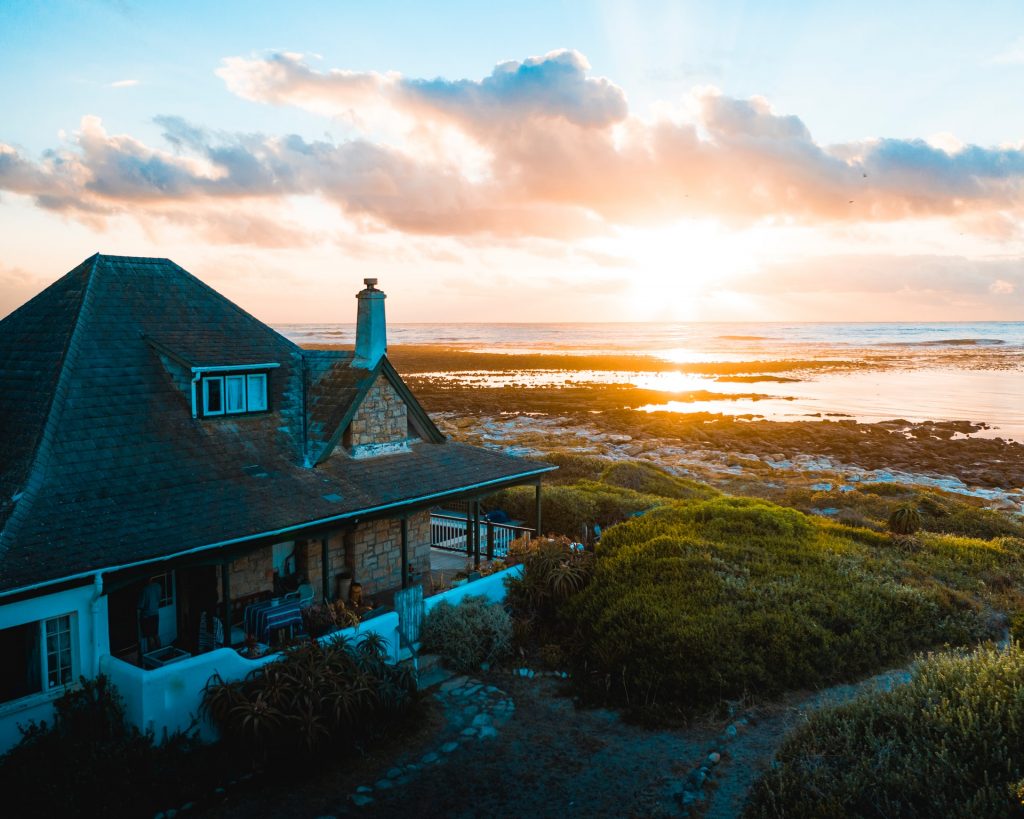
[889,503,923,537]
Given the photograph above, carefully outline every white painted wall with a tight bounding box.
[1,564,521,751]
[0,581,108,754]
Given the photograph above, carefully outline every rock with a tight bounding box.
[478,725,498,740]
[518,667,530,677]
[440,675,469,692]
[461,727,478,737]
[707,752,721,765]
[166,811,177,819]
[441,741,459,753]
[213,788,225,796]
[421,752,440,764]
[387,767,402,779]
[724,724,738,739]
[471,713,492,727]
[561,671,569,679]
[480,662,491,671]
[351,794,375,807]
[686,769,706,788]
[153,813,165,819]
[527,669,535,679]
[374,779,393,790]
[181,804,194,813]
[356,786,373,793]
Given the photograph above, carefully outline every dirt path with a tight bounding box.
[200,664,915,819]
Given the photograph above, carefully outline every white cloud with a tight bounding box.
[991,36,1024,65]
[110,79,140,88]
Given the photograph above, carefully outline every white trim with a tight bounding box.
[189,363,281,374]
[0,465,558,600]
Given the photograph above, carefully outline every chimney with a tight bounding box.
[352,277,386,368]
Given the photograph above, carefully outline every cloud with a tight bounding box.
[990,278,1015,295]
[110,79,139,88]
[991,36,1024,66]
[2,50,1024,248]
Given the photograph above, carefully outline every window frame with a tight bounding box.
[198,369,272,419]
[0,613,77,707]
[202,376,225,417]
[224,374,247,414]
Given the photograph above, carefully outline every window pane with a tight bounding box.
[0,623,41,702]
[204,377,223,414]
[225,375,246,413]
[247,374,267,412]
[44,616,72,689]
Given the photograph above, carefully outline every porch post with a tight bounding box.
[221,562,231,648]
[465,501,473,557]
[486,518,495,561]
[321,536,330,602]
[400,516,410,589]
[475,500,483,568]
[534,479,543,539]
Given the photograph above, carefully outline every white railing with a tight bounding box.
[430,513,532,559]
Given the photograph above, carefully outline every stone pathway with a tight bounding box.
[345,674,514,809]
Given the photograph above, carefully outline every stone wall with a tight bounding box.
[346,510,431,595]
[343,374,408,453]
[226,549,273,600]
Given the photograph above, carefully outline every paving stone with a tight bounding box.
[351,795,374,807]
[478,725,498,740]
[472,713,492,727]
[441,741,459,753]
[387,768,402,779]
[461,727,478,737]
[374,779,393,790]
[356,786,373,794]
[440,675,469,692]
[421,752,440,764]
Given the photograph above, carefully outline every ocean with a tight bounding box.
[277,322,1024,441]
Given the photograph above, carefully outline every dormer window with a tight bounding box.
[192,365,278,418]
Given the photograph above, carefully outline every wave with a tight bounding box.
[717,334,771,341]
[890,338,1006,347]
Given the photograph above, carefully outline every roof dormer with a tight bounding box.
[191,364,280,419]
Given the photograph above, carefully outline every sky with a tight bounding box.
[1,0,1023,324]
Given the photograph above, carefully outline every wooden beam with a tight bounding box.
[221,562,232,648]
[534,479,543,539]
[321,537,330,602]
[473,500,481,569]
[401,516,410,589]
[486,518,495,561]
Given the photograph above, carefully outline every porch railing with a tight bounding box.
[430,513,532,559]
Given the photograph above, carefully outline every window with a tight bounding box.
[45,616,73,689]
[246,374,268,412]
[225,375,246,414]
[150,572,174,607]
[0,615,75,704]
[199,372,269,417]
[203,377,224,416]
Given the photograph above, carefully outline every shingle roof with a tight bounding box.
[0,255,553,593]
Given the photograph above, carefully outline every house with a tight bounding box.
[0,254,553,750]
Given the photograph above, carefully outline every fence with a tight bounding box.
[430,512,532,559]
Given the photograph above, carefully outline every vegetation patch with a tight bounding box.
[0,676,233,819]
[421,595,513,672]
[744,643,1024,818]
[554,496,1024,722]
[202,635,418,763]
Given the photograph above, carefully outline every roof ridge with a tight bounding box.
[0,254,101,557]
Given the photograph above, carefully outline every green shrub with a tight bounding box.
[561,497,1010,721]
[487,481,662,539]
[0,676,228,819]
[540,451,612,483]
[598,461,719,501]
[745,644,1024,818]
[421,595,513,672]
[506,536,595,628]
[201,635,417,762]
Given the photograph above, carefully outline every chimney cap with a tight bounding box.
[363,277,378,289]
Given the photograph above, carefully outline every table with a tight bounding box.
[244,598,304,644]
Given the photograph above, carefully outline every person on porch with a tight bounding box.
[137,579,162,653]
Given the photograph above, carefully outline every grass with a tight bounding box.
[744,643,1024,818]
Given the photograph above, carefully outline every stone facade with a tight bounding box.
[225,549,273,600]
[343,374,409,455]
[346,510,431,595]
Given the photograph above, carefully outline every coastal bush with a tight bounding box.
[560,497,1017,721]
[487,481,662,540]
[888,502,923,537]
[539,451,612,483]
[201,635,418,762]
[744,644,1024,818]
[505,536,595,640]
[0,676,230,818]
[421,595,513,672]
[598,460,719,501]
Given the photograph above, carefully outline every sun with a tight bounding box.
[587,220,756,320]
